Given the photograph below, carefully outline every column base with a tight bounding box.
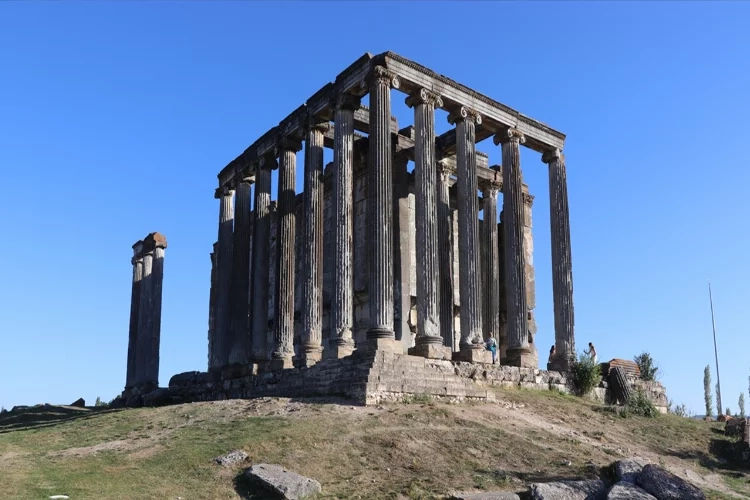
[548,353,573,372]
[408,343,453,360]
[267,357,294,371]
[367,326,395,340]
[502,347,536,368]
[294,345,323,368]
[453,346,494,364]
[324,342,355,360]
[362,337,403,353]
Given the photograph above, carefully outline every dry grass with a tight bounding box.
[1,390,748,499]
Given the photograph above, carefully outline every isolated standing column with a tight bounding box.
[146,232,167,386]
[125,240,144,391]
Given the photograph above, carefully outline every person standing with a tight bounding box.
[485,337,498,364]
[585,342,598,363]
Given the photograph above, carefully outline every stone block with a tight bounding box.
[324,343,355,360]
[267,358,295,371]
[294,351,323,368]
[502,348,536,368]
[454,348,493,364]
[362,337,403,353]
[409,344,453,360]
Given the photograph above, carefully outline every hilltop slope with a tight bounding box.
[1,389,747,499]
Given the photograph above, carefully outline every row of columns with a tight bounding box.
[210,64,575,370]
[125,232,167,391]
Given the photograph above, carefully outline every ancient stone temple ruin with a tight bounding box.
[121,51,591,407]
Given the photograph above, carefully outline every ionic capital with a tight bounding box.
[305,112,330,134]
[522,192,535,206]
[369,65,400,90]
[259,152,279,171]
[493,128,526,146]
[405,88,443,109]
[132,240,144,256]
[278,135,303,153]
[333,92,361,112]
[542,148,562,164]
[447,106,482,125]
[214,185,235,199]
[437,160,456,177]
[479,179,501,197]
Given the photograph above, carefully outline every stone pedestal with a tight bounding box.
[267,358,295,371]
[502,347,536,368]
[362,337,403,354]
[408,344,452,360]
[454,349,493,364]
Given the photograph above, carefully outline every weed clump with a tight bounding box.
[570,352,601,397]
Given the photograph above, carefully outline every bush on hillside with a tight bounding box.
[633,352,659,381]
[570,351,601,397]
[627,390,659,418]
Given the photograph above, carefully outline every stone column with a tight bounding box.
[207,242,218,370]
[392,150,411,348]
[299,121,327,366]
[494,128,531,367]
[480,178,501,344]
[543,149,575,371]
[125,240,144,391]
[366,65,399,348]
[134,244,153,387]
[146,232,167,387]
[407,88,446,357]
[212,186,235,370]
[229,179,252,365]
[271,138,302,369]
[251,156,275,364]
[436,160,455,351]
[328,94,359,358]
[449,106,484,360]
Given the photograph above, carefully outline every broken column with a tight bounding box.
[407,88,446,358]
[270,137,302,369]
[450,106,485,361]
[365,65,399,350]
[544,149,575,371]
[125,240,144,392]
[495,128,532,367]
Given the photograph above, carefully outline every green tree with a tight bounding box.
[633,352,659,381]
[704,365,713,417]
[717,383,723,416]
[739,393,745,418]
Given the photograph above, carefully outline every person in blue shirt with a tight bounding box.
[485,337,498,364]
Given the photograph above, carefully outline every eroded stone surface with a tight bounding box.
[607,483,655,500]
[636,465,705,500]
[529,479,606,500]
[244,463,321,499]
[214,449,248,467]
[614,457,649,483]
[450,492,521,500]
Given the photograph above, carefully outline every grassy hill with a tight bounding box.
[1,388,748,499]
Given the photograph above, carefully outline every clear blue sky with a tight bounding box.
[1,2,748,415]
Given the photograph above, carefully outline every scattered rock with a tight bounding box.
[636,464,705,500]
[450,492,521,499]
[70,398,85,408]
[717,414,731,423]
[607,483,656,500]
[214,449,248,467]
[244,463,322,499]
[143,388,171,407]
[49,496,70,500]
[614,457,649,483]
[530,479,607,500]
[725,417,747,437]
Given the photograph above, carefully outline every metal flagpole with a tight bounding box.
[708,280,723,415]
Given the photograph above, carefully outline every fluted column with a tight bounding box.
[212,186,235,370]
[299,121,327,366]
[366,65,399,345]
[407,88,443,352]
[207,242,218,370]
[125,240,144,391]
[271,138,302,369]
[328,94,359,358]
[480,178,501,344]
[449,106,484,356]
[436,161,456,350]
[544,149,575,371]
[229,179,252,365]
[134,243,153,387]
[251,156,275,363]
[494,128,531,367]
[146,233,167,386]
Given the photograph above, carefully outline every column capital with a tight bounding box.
[305,113,330,134]
[368,65,400,89]
[437,159,456,176]
[523,192,535,206]
[447,106,482,125]
[405,88,443,109]
[542,148,562,164]
[259,152,279,171]
[333,92,361,112]
[493,128,526,146]
[278,136,303,153]
[479,179,501,197]
[132,239,144,256]
[214,185,235,199]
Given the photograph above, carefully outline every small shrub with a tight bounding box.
[94,397,108,408]
[402,394,431,405]
[671,403,690,418]
[633,352,659,381]
[570,351,601,396]
[627,390,659,418]
[739,393,745,418]
[704,365,713,417]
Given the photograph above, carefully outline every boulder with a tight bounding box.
[636,464,705,500]
[607,483,656,500]
[614,457,649,483]
[450,493,521,499]
[142,388,171,407]
[244,464,322,499]
[214,450,248,467]
[529,479,607,500]
[725,417,746,437]
[70,398,85,408]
